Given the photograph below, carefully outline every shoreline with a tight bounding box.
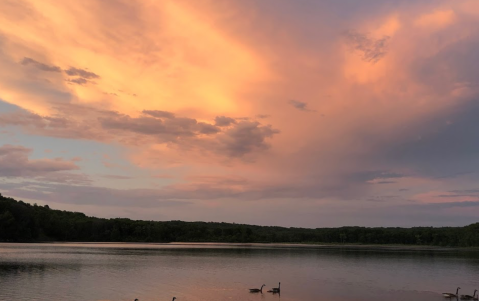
[2,241,478,252]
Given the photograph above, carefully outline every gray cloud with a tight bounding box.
[20,57,62,72]
[0,144,79,178]
[0,105,278,158]
[143,110,175,119]
[99,112,200,139]
[100,112,278,157]
[214,116,237,127]
[217,121,280,157]
[19,57,100,87]
[67,77,89,85]
[197,122,221,135]
[20,57,100,81]
[349,170,405,183]
[64,67,100,79]
[344,30,390,63]
[288,100,315,112]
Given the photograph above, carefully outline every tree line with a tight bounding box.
[1,193,478,246]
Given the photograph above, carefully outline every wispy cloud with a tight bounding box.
[20,57,62,72]
[64,67,100,79]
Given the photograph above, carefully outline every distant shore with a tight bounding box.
[2,194,479,247]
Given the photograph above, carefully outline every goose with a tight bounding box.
[267,282,280,293]
[461,290,478,300]
[443,287,460,298]
[249,284,266,293]
[172,298,177,301]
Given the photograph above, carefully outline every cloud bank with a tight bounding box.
[0,0,479,226]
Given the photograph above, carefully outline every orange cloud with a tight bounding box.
[0,0,269,118]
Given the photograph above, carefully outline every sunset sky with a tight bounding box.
[1,0,479,227]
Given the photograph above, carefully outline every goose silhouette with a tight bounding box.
[443,287,461,298]
[250,284,266,293]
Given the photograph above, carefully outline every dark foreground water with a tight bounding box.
[0,243,478,301]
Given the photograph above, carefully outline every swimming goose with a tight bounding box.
[443,287,461,298]
[172,298,177,301]
[461,290,477,300]
[267,282,280,293]
[250,284,266,293]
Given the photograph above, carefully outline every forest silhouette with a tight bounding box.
[1,193,478,246]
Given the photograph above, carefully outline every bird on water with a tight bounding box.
[267,282,280,293]
[443,287,461,298]
[249,284,266,293]
[461,290,478,300]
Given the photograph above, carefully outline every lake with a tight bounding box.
[0,243,478,301]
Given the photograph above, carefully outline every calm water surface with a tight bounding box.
[0,243,478,301]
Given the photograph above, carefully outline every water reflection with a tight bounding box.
[0,243,478,301]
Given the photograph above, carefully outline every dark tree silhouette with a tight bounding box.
[0,193,478,246]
